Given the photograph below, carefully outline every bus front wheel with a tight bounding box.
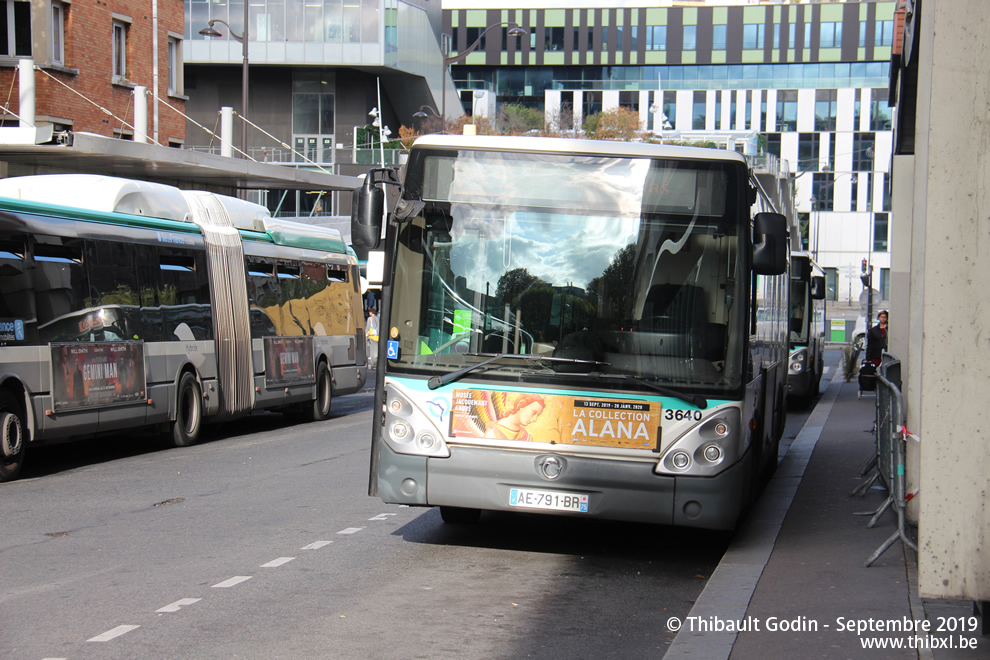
[171,373,202,448]
[0,391,26,482]
[440,506,482,524]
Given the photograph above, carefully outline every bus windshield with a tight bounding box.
[388,148,748,395]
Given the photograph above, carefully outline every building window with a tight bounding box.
[629,26,637,51]
[876,20,894,47]
[646,26,666,51]
[743,23,764,50]
[812,173,834,211]
[853,132,875,171]
[773,23,780,49]
[112,19,128,80]
[859,21,867,48]
[851,174,860,212]
[167,35,183,95]
[881,172,891,211]
[713,25,726,50]
[880,268,890,300]
[789,23,796,48]
[776,90,797,132]
[765,132,781,158]
[819,22,842,49]
[873,213,888,252]
[684,25,697,51]
[662,90,675,130]
[869,90,893,131]
[798,133,819,172]
[803,22,811,48]
[52,2,65,64]
[815,89,837,131]
[798,212,810,250]
[0,0,31,57]
[692,91,706,130]
[546,27,564,51]
[824,267,838,301]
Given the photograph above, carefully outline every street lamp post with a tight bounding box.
[200,7,249,157]
[440,23,528,133]
[412,105,443,133]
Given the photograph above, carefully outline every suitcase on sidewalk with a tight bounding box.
[858,360,877,393]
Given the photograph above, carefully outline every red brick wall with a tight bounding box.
[0,1,185,143]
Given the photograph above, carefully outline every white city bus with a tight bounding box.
[0,174,367,481]
[352,135,789,530]
[787,251,826,408]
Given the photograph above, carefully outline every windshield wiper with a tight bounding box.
[427,353,609,390]
[521,370,707,409]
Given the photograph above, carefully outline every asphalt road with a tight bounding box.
[1,362,831,660]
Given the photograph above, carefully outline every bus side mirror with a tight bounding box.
[810,275,826,300]
[350,176,384,250]
[753,212,787,275]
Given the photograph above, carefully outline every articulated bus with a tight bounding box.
[0,174,367,481]
[352,136,789,530]
[787,252,826,408]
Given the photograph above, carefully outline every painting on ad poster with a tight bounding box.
[265,336,315,387]
[449,389,661,450]
[51,342,147,411]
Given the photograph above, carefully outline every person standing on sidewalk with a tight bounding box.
[366,308,380,368]
[866,309,888,365]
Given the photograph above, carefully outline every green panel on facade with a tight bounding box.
[646,8,667,25]
[877,2,896,20]
[772,51,780,63]
[586,51,593,65]
[615,52,623,65]
[819,47,842,61]
[830,319,846,343]
[466,10,486,27]
[741,50,763,63]
[683,8,697,25]
[860,3,869,19]
[787,48,795,62]
[682,51,696,65]
[644,51,665,65]
[545,9,565,27]
[712,51,726,64]
[544,52,564,66]
[451,12,458,28]
[875,46,891,60]
[713,7,727,24]
[773,6,781,22]
[821,4,844,22]
[467,52,486,65]
[602,9,609,27]
[629,52,637,65]
[858,47,866,60]
[743,6,766,23]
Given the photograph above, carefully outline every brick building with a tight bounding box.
[0,0,186,145]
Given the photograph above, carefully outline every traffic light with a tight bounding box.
[860,259,871,287]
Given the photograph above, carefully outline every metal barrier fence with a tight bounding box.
[862,352,918,567]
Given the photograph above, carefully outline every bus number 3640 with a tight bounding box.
[665,410,703,421]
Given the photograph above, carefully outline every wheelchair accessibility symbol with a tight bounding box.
[386,340,399,360]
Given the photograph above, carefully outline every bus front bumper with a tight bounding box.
[376,443,751,531]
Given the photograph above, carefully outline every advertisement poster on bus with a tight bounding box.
[264,336,315,387]
[449,389,661,450]
[51,342,147,411]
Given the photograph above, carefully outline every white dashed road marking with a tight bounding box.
[156,598,202,613]
[337,527,365,535]
[302,540,333,550]
[212,576,253,588]
[87,625,140,642]
[368,513,396,521]
[261,557,295,568]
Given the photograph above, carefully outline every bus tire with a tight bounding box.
[171,372,202,448]
[0,391,26,482]
[303,362,332,422]
[439,506,482,524]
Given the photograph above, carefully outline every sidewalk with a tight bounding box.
[666,370,984,659]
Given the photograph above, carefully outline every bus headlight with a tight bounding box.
[382,383,450,458]
[656,407,741,477]
[789,348,808,374]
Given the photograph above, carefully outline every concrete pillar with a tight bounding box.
[221,107,234,158]
[133,86,148,143]
[18,59,34,128]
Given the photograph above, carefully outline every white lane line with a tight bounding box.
[301,540,332,550]
[87,625,140,642]
[823,366,832,376]
[156,598,202,613]
[212,576,253,588]
[261,557,295,568]
[337,527,365,535]
[369,513,396,521]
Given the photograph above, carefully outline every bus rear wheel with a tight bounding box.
[171,373,202,448]
[0,391,26,482]
[303,362,332,422]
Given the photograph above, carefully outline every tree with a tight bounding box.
[586,243,638,323]
[583,107,643,141]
